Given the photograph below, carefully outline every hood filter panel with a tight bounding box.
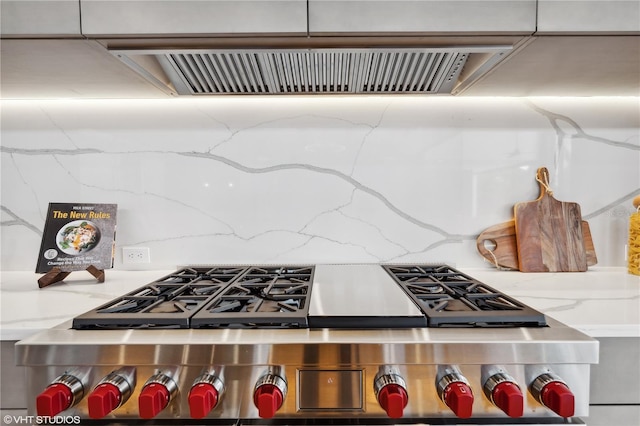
[163,50,469,95]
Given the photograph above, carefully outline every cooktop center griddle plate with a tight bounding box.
[307,264,427,328]
[383,265,547,327]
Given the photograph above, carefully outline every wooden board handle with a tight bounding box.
[476,221,519,270]
[535,167,553,198]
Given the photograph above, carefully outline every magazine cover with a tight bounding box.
[36,203,117,273]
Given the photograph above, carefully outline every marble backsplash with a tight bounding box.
[1,96,638,271]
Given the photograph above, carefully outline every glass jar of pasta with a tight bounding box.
[629,195,640,275]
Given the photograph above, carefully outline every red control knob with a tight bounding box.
[87,383,122,419]
[443,382,474,419]
[492,381,524,418]
[377,383,408,418]
[254,384,283,419]
[541,381,575,418]
[188,383,219,419]
[36,383,73,417]
[138,383,170,419]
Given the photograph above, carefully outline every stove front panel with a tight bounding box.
[20,346,593,421]
[17,322,598,423]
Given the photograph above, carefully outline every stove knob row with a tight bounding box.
[36,367,224,419]
[37,367,287,420]
[428,365,574,419]
[34,365,575,420]
[433,365,575,419]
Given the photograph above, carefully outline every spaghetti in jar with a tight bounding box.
[629,195,640,276]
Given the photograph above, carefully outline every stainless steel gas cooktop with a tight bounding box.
[71,264,547,330]
[16,264,597,425]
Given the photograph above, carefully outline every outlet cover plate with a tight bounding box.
[122,247,151,264]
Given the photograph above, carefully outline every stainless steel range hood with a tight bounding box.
[1,0,520,97]
[82,0,518,95]
[2,0,638,98]
[115,46,511,96]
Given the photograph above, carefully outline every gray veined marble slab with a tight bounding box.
[0,97,638,272]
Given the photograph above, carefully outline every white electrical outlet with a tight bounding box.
[122,247,151,264]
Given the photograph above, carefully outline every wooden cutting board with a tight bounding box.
[476,221,519,270]
[513,167,588,272]
[477,219,597,270]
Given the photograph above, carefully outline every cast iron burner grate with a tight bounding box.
[190,266,314,328]
[383,265,547,327]
[72,267,248,329]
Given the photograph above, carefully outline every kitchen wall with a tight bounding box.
[1,96,638,271]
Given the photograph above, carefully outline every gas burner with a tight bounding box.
[72,267,248,329]
[404,281,446,295]
[190,266,314,328]
[383,265,547,327]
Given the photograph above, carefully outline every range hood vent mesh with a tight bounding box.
[160,49,469,95]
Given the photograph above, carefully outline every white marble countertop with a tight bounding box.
[1,267,638,341]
